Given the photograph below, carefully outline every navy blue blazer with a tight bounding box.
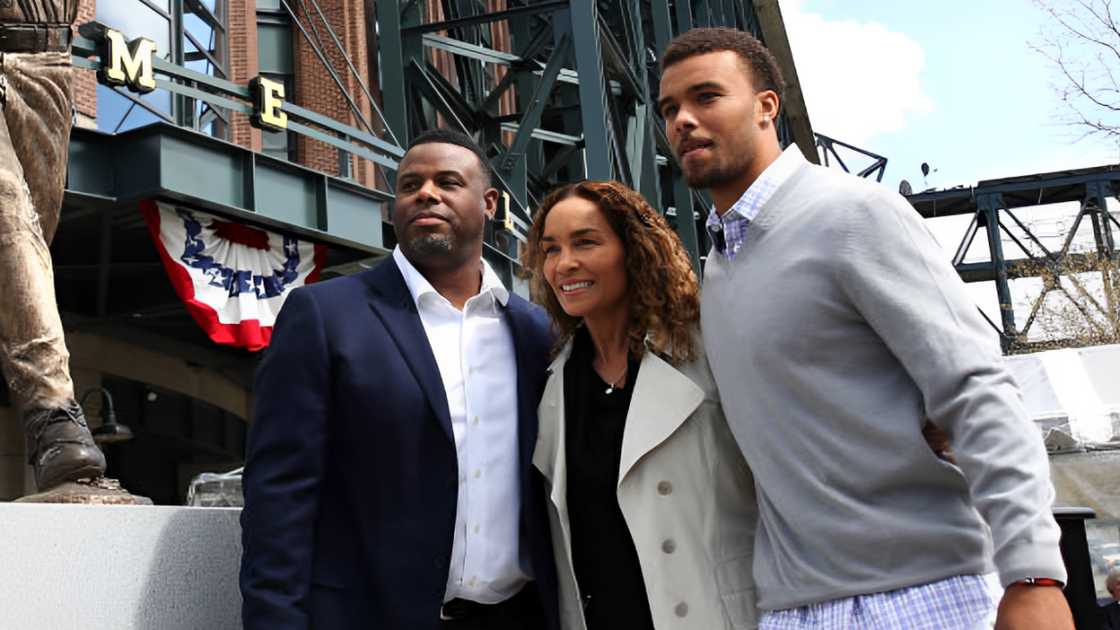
[240,257,559,630]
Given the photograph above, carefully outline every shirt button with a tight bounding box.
[662,539,676,554]
[473,469,481,479]
[472,416,480,426]
[657,481,672,495]
[473,525,480,534]
[675,602,688,617]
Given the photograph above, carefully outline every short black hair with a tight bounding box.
[662,27,785,103]
[405,128,493,186]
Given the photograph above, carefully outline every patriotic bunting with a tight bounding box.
[142,200,326,351]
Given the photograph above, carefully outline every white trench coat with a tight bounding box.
[533,336,760,630]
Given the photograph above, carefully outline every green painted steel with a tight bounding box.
[65,124,389,255]
[904,165,1120,351]
[381,0,807,274]
[73,32,405,182]
[978,193,1016,352]
[72,1,812,284]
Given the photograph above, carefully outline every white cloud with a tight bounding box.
[964,140,1120,185]
[779,0,934,146]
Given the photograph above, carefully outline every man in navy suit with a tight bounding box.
[240,129,558,630]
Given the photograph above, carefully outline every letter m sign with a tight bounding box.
[99,29,157,94]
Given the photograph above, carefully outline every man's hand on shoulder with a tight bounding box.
[994,584,1074,630]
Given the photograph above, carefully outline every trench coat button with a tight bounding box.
[657,481,672,495]
[675,602,688,617]
[662,539,676,554]
[434,556,447,569]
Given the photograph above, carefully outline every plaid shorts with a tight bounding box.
[759,574,997,630]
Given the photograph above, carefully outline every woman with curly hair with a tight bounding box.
[524,180,759,630]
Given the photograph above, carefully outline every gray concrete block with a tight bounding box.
[0,504,242,630]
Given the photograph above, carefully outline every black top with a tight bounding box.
[564,328,654,630]
[1102,600,1120,630]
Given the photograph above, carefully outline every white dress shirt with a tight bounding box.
[392,247,529,604]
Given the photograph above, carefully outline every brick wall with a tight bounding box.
[422,0,517,142]
[292,0,374,187]
[488,0,517,146]
[73,0,97,128]
[229,0,262,152]
[70,0,381,183]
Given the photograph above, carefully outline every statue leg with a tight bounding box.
[0,52,104,491]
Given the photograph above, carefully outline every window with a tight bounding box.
[95,1,173,133]
[94,0,229,138]
[182,0,231,138]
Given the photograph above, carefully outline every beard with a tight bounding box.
[404,232,456,258]
[684,163,740,189]
[682,152,752,190]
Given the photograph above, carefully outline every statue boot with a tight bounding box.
[23,400,106,491]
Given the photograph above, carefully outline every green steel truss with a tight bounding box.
[69,1,817,285]
[377,0,817,272]
[908,166,1120,352]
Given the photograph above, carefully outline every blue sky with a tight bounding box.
[779,0,1120,193]
[778,1,1120,339]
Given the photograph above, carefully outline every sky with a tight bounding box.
[778,0,1120,192]
[777,0,1119,338]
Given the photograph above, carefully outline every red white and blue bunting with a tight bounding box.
[142,200,326,351]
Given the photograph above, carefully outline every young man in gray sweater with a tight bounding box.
[657,27,1072,630]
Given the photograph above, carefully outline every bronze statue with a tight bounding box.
[0,1,107,492]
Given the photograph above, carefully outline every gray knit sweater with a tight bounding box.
[701,156,1066,612]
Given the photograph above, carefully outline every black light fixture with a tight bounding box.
[80,387,135,444]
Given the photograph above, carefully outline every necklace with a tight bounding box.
[599,362,628,395]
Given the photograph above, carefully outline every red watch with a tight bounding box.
[1012,577,1064,588]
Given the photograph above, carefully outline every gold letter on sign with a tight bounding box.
[100,29,157,93]
[250,77,288,131]
[501,192,516,232]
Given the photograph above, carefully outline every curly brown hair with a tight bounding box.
[522,180,700,364]
[661,27,785,103]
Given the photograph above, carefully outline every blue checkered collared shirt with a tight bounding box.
[759,574,998,630]
[706,146,805,260]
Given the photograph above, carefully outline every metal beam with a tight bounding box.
[377,0,422,144]
[499,35,570,170]
[372,0,821,279]
[672,173,702,275]
[75,31,406,170]
[422,33,522,65]
[570,0,614,179]
[402,0,569,35]
[978,193,1016,350]
[66,124,390,255]
[753,0,818,162]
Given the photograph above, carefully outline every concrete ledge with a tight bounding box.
[0,504,242,629]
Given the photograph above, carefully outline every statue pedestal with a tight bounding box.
[0,503,243,629]
[14,478,153,504]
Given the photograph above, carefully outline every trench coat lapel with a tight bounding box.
[533,342,572,515]
[533,341,706,495]
[617,351,704,486]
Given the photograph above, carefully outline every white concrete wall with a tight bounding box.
[0,504,242,630]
